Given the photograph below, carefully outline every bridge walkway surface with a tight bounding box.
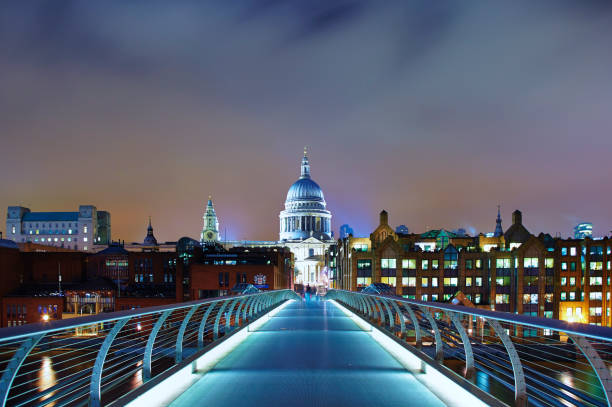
[168,299,446,407]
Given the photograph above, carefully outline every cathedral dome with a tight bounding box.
[286,178,325,203]
[279,149,332,242]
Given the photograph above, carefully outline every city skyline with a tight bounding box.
[2,2,612,242]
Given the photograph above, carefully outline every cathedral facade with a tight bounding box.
[279,150,334,286]
[204,149,335,287]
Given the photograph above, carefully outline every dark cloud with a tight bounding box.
[1,1,612,242]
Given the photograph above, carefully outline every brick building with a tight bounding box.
[336,209,612,327]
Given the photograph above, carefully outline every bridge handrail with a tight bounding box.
[0,289,298,407]
[326,289,612,407]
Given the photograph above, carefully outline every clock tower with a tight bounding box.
[201,196,219,244]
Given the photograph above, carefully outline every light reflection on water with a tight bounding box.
[37,356,57,405]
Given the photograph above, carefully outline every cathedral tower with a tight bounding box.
[201,196,219,244]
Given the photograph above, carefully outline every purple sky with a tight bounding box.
[1,1,611,242]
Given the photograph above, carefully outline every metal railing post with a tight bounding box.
[400,303,421,348]
[0,334,44,407]
[225,298,240,333]
[388,300,406,337]
[143,310,172,381]
[176,304,201,363]
[213,300,230,340]
[90,318,130,407]
[448,311,474,378]
[568,334,612,406]
[374,297,386,325]
[486,318,527,407]
[198,302,216,349]
[418,306,443,362]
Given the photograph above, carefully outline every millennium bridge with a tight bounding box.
[0,290,610,406]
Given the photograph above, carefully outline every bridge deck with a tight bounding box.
[169,299,445,407]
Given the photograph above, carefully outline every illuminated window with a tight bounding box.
[431,260,439,269]
[401,259,416,269]
[475,277,482,286]
[496,258,511,268]
[407,277,416,287]
[524,258,538,268]
[566,307,573,318]
[443,277,457,287]
[421,260,428,270]
[522,294,538,304]
[589,307,602,316]
[356,277,371,287]
[561,292,566,300]
[381,258,396,269]
[83,226,88,233]
[431,277,438,287]
[495,294,509,304]
[590,277,602,285]
[431,294,439,301]
[421,278,428,287]
[83,237,88,242]
[84,246,88,251]
[561,277,567,285]
[381,276,396,287]
[569,292,576,300]
[570,247,577,256]
[496,276,510,286]
[590,262,603,270]
[465,259,473,269]
[590,292,602,300]
[474,294,481,304]
[545,258,554,268]
[561,262,567,270]
[561,247,567,256]
[570,262,577,271]
[421,294,428,301]
[465,277,472,287]
[475,259,482,269]
[570,277,576,286]
[11,226,15,234]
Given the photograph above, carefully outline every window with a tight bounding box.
[561,292,567,300]
[495,294,509,304]
[443,277,458,287]
[524,258,538,268]
[569,292,576,300]
[84,226,88,233]
[590,307,602,317]
[523,294,538,304]
[407,277,416,287]
[475,277,482,287]
[421,294,428,301]
[11,226,16,234]
[570,277,576,286]
[431,260,439,270]
[496,276,510,286]
[590,262,603,271]
[465,277,472,287]
[353,244,368,252]
[545,258,554,268]
[421,278,428,287]
[570,247,576,256]
[561,247,568,256]
[466,260,473,270]
[474,294,481,304]
[357,277,371,287]
[381,258,397,269]
[570,262,577,271]
[421,260,429,270]
[524,276,538,287]
[475,259,482,269]
[431,277,438,287]
[83,237,88,242]
[357,260,372,269]
[590,292,602,300]
[561,262,567,270]
[590,277,602,286]
[402,259,416,269]
[381,277,396,287]
[496,258,511,269]
[431,294,439,301]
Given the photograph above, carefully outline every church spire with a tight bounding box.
[494,205,503,237]
[300,147,310,179]
[202,195,219,244]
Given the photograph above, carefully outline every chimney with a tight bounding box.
[512,210,522,225]
[380,210,389,225]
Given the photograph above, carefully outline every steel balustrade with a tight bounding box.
[326,289,612,407]
[0,289,298,407]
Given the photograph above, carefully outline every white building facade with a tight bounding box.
[6,205,110,251]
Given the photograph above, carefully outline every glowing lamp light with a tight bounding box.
[137,323,142,331]
[42,314,50,322]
